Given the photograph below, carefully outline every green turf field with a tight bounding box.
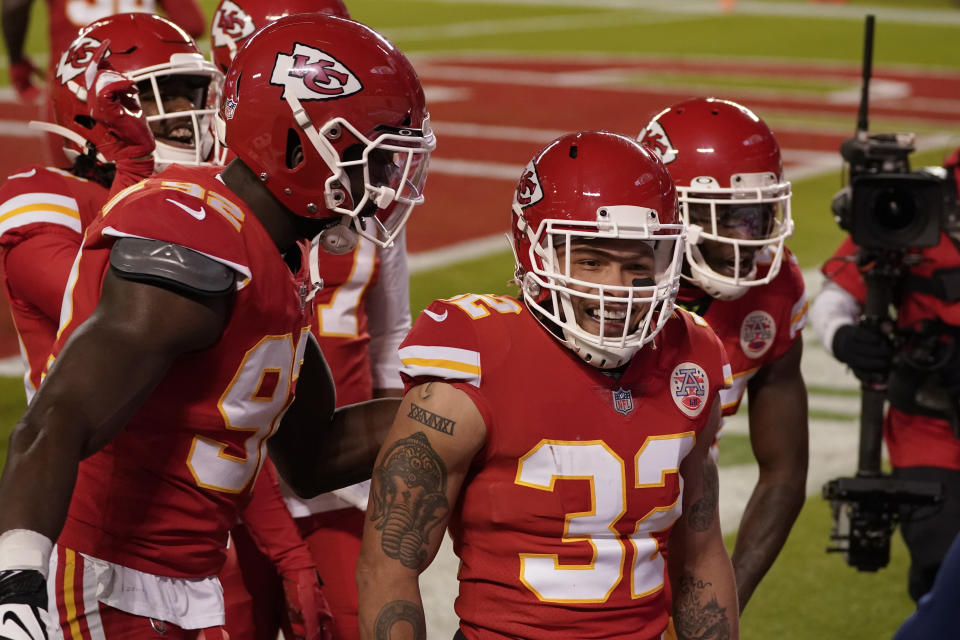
[2,1,957,637]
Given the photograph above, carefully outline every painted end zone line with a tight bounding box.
[409,233,512,274]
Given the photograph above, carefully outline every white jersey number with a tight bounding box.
[515,434,695,603]
[315,239,376,337]
[66,0,154,28]
[187,330,309,493]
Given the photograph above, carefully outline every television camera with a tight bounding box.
[822,14,948,573]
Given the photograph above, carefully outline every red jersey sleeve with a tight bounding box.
[398,298,493,428]
[240,460,316,574]
[768,251,808,363]
[91,174,251,279]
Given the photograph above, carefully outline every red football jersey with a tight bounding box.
[54,166,314,578]
[46,0,205,64]
[823,235,960,470]
[312,239,380,406]
[692,249,807,417]
[398,295,730,640]
[0,165,106,398]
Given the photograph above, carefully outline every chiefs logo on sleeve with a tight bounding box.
[211,0,255,48]
[514,160,543,208]
[56,36,104,86]
[639,121,678,165]
[270,43,363,100]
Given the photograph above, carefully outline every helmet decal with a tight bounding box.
[270,43,362,100]
[56,36,104,86]
[224,96,238,120]
[212,0,255,48]
[670,362,709,418]
[640,120,678,165]
[514,160,543,208]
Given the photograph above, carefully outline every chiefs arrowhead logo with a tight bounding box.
[56,36,105,86]
[211,0,255,48]
[639,121,678,165]
[270,43,362,101]
[514,160,543,208]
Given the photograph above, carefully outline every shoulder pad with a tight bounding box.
[109,237,236,297]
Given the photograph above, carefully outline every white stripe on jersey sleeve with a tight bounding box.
[399,344,481,387]
[0,192,81,236]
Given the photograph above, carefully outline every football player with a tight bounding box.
[0,13,434,639]
[640,97,808,612]
[210,0,350,74]
[4,14,336,639]
[210,4,414,640]
[356,131,738,639]
[2,0,206,102]
[0,12,221,403]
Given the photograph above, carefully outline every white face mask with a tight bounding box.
[515,204,686,369]
[131,53,226,169]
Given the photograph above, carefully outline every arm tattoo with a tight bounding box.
[408,402,456,435]
[374,600,426,640]
[687,456,719,532]
[370,432,449,569]
[419,382,434,399]
[674,576,732,640]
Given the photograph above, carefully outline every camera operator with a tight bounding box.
[810,147,960,602]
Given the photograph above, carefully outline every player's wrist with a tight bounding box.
[0,529,53,578]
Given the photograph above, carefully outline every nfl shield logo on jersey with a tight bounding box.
[612,388,634,416]
[670,362,710,418]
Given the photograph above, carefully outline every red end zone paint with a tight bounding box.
[408,55,960,254]
[0,55,959,360]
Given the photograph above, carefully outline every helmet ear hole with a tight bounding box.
[285,129,304,169]
[74,115,95,130]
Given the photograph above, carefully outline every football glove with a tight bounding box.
[83,40,155,173]
[832,323,894,381]
[281,569,334,640]
[8,58,41,103]
[0,569,49,639]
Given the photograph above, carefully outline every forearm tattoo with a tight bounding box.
[674,576,732,640]
[370,432,450,569]
[687,456,719,532]
[374,600,426,640]
[408,402,456,435]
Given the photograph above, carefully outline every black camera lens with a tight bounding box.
[871,185,917,231]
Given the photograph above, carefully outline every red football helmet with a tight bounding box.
[217,14,434,249]
[211,0,351,73]
[640,97,793,300]
[512,131,684,369]
[45,13,224,169]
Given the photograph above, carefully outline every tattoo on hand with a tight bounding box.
[688,457,719,532]
[408,402,456,435]
[370,432,450,569]
[674,576,731,640]
[374,600,426,640]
